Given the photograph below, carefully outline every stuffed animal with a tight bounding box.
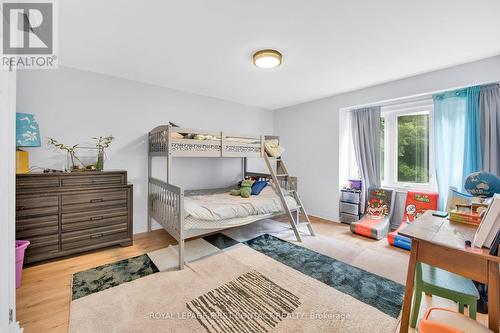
[230,179,254,198]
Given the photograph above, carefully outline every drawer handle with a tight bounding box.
[90,233,103,239]
[90,198,104,203]
[16,206,25,211]
[90,216,103,221]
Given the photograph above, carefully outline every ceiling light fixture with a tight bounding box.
[253,49,282,69]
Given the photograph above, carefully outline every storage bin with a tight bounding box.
[340,190,361,204]
[15,240,30,288]
[339,201,360,215]
[348,179,362,191]
[339,212,360,224]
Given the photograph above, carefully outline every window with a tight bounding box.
[380,100,436,190]
[397,113,429,183]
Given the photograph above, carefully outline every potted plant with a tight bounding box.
[93,135,114,171]
[47,138,83,171]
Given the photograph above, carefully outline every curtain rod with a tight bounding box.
[345,81,500,112]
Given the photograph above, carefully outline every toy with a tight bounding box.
[350,187,395,240]
[230,179,255,198]
[388,191,438,250]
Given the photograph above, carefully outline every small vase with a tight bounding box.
[96,151,104,171]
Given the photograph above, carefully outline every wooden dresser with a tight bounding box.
[16,171,133,264]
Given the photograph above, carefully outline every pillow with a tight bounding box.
[264,139,284,157]
[251,181,268,195]
[171,132,184,139]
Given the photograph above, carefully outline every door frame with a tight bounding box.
[0,69,22,333]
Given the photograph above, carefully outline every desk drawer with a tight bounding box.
[62,189,127,212]
[62,224,128,251]
[62,207,128,232]
[16,215,59,238]
[62,175,124,188]
[16,195,59,218]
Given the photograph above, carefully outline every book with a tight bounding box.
[489,228,500,256]
[473,194,500,248]
[485,216,500,248]
[449,209,482,225]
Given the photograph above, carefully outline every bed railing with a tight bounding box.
[148,177,184,241]
[148,125,265,158]
[148,177,185,268]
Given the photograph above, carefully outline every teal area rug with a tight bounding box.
[244,234,405,318]
[72,254,159,300]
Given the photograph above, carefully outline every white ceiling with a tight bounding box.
[59,0,500,109]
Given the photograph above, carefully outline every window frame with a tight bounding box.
[381,101,437,191]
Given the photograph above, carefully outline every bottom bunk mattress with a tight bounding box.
[185,212,279,230]
[184,186,298,222]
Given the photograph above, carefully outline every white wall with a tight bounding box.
[274,56,500,221]
[17,66,273,233]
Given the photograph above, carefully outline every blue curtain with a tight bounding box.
[463,86,482,179]
[433,87,482,209]
[434,90,467,209]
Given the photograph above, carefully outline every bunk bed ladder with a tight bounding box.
[263,154,315,242]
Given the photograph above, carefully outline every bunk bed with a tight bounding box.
[147,125,315,269]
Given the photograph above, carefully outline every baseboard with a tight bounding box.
[307,211,340,223]
[6,321,23,333]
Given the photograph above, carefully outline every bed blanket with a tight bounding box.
[184,186,297,220]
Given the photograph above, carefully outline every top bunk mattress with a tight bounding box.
[184,186,297,221]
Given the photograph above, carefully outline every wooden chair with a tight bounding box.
[410,262,480,328]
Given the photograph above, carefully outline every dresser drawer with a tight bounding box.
[61,224,129,251]
[24,234,60,259]
[62,189,128,212]
[16,215,59,238]
[16,195,59,218]
[61,174,124,188]
[62,207,128,232]
[17,177,60,191]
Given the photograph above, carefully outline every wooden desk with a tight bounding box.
[399,211,500,333]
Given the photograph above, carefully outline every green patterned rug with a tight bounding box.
[72,254,159,300]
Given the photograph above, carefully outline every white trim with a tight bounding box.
[380,100,437,191]
[0,69,21,333]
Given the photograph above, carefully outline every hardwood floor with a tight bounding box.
[16,216,488,332]
[16,229,176,333]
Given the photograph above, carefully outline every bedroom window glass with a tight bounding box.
[380,100,436,190]
[397,113,429,183]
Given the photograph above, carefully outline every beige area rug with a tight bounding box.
[69,244,399,333]
[147,219,407,285]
